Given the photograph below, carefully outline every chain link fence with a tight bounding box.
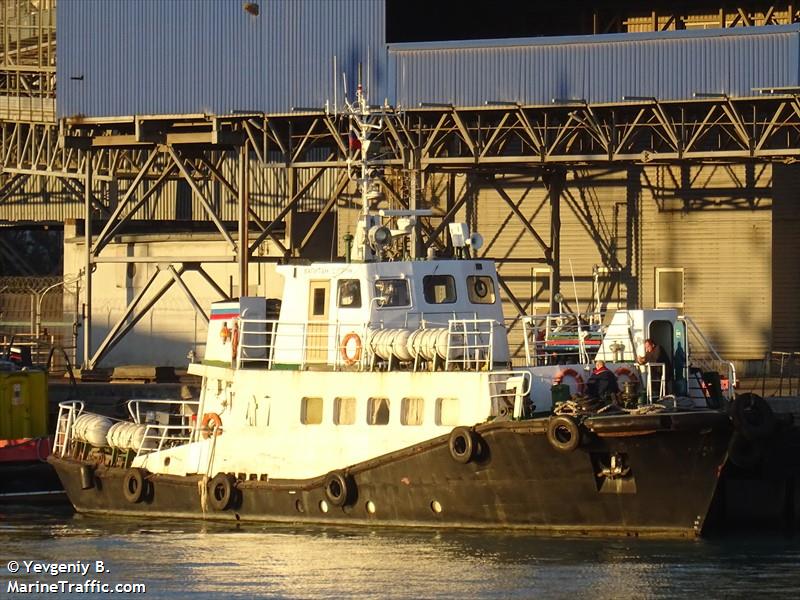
[0,275,79,374]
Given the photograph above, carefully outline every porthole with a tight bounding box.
[430,500,443,514]
[366,500,376,514]
[319,500,329,513]
[295,499,305,513]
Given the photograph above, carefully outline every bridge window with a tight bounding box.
[337,279,362,308]
[333,396,356,425]
[436,397,459,426]
[467,275,496,304]
[367,397,390,425]
[301,397,323,425]
[423,275,456,304]
[374,279,410,307]
[401,397,424,425]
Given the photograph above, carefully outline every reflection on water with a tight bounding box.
[1,505,799,599]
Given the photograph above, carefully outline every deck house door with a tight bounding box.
[306,280,330,365]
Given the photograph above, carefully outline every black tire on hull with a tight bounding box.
[79,464,94,490]
[731,393,777,441]
[208,473,237,511]
[546,416,581,452]
[324,470,353,507]
[449,427,477,463]
[727,432,761,470]
[122,468,146,503]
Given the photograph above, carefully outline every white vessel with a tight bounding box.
[50,85,736,537]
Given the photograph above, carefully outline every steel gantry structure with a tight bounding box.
[4,93,800,366]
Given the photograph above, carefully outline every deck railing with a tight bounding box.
[237,316,502,372]
[522,312,607,367]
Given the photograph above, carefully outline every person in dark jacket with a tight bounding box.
[637,338,673,395]
[586,360,619,401]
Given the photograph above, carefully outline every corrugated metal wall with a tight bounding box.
[470,163,786,361]
[770,164,800,353]
[57,0,388,117]
[58,3,800,116]
[389,25,800,107]
[638,164,774,359]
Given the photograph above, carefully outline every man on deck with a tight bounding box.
[586,360,619,402]
[637,338,673,395]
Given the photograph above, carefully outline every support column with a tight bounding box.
[83,153,93,368]
[238,142,249,295]
[409,149,422,259]
[546,167,566,314]
[286,166,296,257]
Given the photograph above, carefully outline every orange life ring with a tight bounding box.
[231,323,240,363]
[614,367,640,385]
[201,412,223,439]
[553,368,585,394]
[340,332,362,366]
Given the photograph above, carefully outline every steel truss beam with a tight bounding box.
[6,96,800,366]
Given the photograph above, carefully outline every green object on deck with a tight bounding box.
[551,383,571,406]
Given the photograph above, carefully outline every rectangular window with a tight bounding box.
[301,397,323,425]
[423,274,456,304]
[337,279,362,308]
[312,288,327,316]
[374,279,410,307]
[435,397,459,426]
[367,397,390,425]
[467,275,496,304]
[655,268,684,308]
[400,397,424,426]
[333,396,356,425]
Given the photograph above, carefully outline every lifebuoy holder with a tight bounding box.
[201,412,223,439]
[340,332,362,366]
[553,368,585,394]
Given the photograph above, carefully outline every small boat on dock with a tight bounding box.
[48,87,736,537]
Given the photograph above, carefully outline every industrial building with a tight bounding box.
[1,0,799,373]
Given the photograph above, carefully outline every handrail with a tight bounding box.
[237,316,501,372]
[679,315,736,400]
[522,311,608,367]
[126,398,199,424]
[53,400,84,457]
[488,370,532,419]
[136,423,195,456]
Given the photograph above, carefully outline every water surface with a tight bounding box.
[1,505,798,599]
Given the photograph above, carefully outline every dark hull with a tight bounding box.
[50,412,731,537]
[710,423,800,530]
[0,460,66,504]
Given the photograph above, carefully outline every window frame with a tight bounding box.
[423,274,457,305]
[400,397,425,426]
[466,275,496,304]
[655,267,685,309]
[367,396,391,425]
[373,278,411,308]
[300,396,323,425]
[333,396,356,425]
[337,279,362,309]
